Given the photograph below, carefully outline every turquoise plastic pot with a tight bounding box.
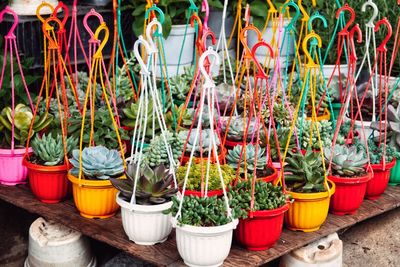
[389,159,400,186]
[331,102,342,121]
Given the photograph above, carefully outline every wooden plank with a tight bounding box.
[1,184,400,267]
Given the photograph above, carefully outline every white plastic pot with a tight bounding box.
[157,25,195,76]
[116,193,173,245]
[25,217,95,267]
[322,64,349,79]
[10,0,59,15]
[175,219,238,267]
[280,233,342,267]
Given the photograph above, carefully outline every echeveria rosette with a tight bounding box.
[324,145,368,177]
[226,144,267,172]
[69,146,124,180]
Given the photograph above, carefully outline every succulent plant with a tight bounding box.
[262,102,292,127]
[324,145,368,177]
[142,130,185,167]
[176,162,235,191]
[65,71,102,106]
[110,162,177,205]
[165,104,192,129]
[266,126,296,162]
[226,144,267,172]
[122,101,160,138]
[31,134,78,166]
[298,118,333,150]
[285,149,326,193]
[179,129,221,155]
[307,83,328,116]
[367,140,400,164]
[170,67,192,101]
[221,116,257,142]
[69,146,124,180]
[370,104,400,151]
[0,104,53,147]
[228,180,289,219]
[164,195,235,226]
[214,83,236,113]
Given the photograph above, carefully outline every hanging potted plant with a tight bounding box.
[298,118,333,151]
[23,134,77,203]
[284,149,335,232]
[324,144,371,215]
[166,195,238,266]
[364,140,398,200]
[110,161,177,245]
[68,146,124,218]
[229,179,289,250]
[0,104,53,185]
[221,116,257,149]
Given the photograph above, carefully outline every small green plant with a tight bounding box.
[166,104,192,129]
[298,118,333,150]
[176,162,235,191]
[367,140,400,165]
[226,144,267,172]
[262,102,292,128]
[170,67,193,101]
[222,116,257,141]
[122,101,160,138]
[164,195,235,226]
[110,162,178,205]
[179,129,220,155]
[228,180,289,219]
[69,146,124,180]
[31,134,78,166]
[370,104,400,151]
[285,149,326,193]
[324,145,368,177]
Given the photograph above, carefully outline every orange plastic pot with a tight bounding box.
[285,180,335,232]
[328,172,371,216]
[235,203,289,250]
[24,157,70,203]
[366,159,396,200]
[67,172,120,219]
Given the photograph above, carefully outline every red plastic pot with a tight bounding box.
[235,203,289,251]
[180,147,227,165]
[366,159,396,200]
[223,139,255,150]
[328,172,371,215]
[180,188,224,197]
[24,157,70,204]
[258,165,278,184]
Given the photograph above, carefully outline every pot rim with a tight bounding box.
[288,180,336,200]
[247,202,289,218]
[328,172,372,184]
[0,147,33,155]
[23,157,69,172]
[175,218,238,234]
[370,158,396,170]
[67,172,124,187]
[116,192,173,212]
[258,164,278,181]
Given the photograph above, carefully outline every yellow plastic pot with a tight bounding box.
[285,180,335,232]
[306,108,331,122]
[68,172,120,219]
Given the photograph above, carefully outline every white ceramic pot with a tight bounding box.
[10,0,59,16]
[116,193,173,245]
[156,25,195,77]
[175,219,238,267]
[25,217,95,267]
[280,233,342,267]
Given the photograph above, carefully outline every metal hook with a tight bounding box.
[133,35,151,75]
[298,0,316,20]
[201,0,209,30]
[375,17,392,52]
[146,18,162,53]
[302,31,322,67]
[361,0,379,28]
[53,1,69,27]
[349,24,362,60]
[145,4,165,24]
[93,23,109,59]
[199,47,220,88]
[36,1,55,25]
[0,6,19,38]
[251,40,274,79]
[83,8,104,40]
[336,4,356,35]
[308,11,327,31]
[280,0,301,29]
[42,17,64,49]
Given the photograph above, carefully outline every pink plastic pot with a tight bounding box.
[0,148,32,186]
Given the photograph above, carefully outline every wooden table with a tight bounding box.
[1,184,400,266]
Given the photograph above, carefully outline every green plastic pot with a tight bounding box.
[331,102,342,121]
[389,158,400,186]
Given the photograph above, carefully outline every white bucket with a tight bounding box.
[10,0,59,15]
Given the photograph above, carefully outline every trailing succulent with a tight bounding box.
[285,149,326,193]
[179,129,220,156]
[370,104,400,151]
[324,145,368,177]
[176,162,235,191]
[0,104,53,147]
[367,140,400,165]
[221,116,258,141]
[69,146,124,180]
[164,195,235,227]
[110,162,177,205]
[142,130,185,167]
[228,180,288,219]
[298,118,333,150]
[226,144,267,172]
[31,134,78,166]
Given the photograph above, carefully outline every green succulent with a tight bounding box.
[164,195,235,227]
[122,101,160,138]
[170,67,192,101]
[285,149,326,193]
[110,162,177,205]
[0,104,53,147]
[65,71,102,107]
[298,118,332,150]
[69,146,124,180]
[226,144,267,172]
[142,130,185,167]
[176,162,235,191]
[367,140,400,165]
[179,129,220,155]
[221,116,257,141]
[266,127,296,162]
[324,145,368,177]
[307,82,328,116]
[370,104,400,151]
[165,104,192,129]
[31,134,78,166]
[262,102,292,127]
[228,180,289,219]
